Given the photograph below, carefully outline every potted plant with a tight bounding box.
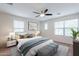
[71,28,79,40]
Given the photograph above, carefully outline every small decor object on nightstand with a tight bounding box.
[7,32,17,47]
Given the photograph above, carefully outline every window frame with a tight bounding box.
[54,19,78,36]
[13,20,24,33]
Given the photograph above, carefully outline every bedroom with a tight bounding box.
[0,3,79,56]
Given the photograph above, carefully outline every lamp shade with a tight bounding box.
[9,32,15,39]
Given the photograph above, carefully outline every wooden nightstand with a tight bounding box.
[73,40,79,56]
[7,40,17,47]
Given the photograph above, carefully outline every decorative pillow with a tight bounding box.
[26,34,34,38]
[15,34,20,39]
[15,33,34,39]
[19,35,25,39]
[24,34,29,38]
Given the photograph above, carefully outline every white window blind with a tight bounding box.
[14,20,24,32]
[54,19,78,36]
[44,23,48,30]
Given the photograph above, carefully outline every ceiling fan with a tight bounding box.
[6,3,13,6]
[33,9,53,17]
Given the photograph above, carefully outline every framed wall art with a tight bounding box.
[28,22,38,31]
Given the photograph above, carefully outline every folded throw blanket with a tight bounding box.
[19,37,49,56]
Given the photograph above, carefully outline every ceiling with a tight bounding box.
[0,3,79,21]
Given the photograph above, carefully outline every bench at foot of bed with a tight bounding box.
[36,43,58,56]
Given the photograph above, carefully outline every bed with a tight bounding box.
[17,36,58,56]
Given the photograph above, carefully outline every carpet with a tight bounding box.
[54,45,69,56]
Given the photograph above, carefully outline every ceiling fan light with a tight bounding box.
[40,14,45,17]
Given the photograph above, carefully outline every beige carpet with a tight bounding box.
[54,45,69,56]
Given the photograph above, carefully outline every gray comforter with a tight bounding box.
[19,37,49,56]
[18,37,58,56]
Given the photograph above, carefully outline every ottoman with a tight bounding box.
[36,43,58,56]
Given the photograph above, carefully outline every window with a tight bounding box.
[64,19,78,36]
[54,19,78,36]
[55,21,64,35]
[14,20,24,32]
[44,23,48,30]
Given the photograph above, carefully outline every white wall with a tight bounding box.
[40,13,79,45]
[0,12,40,47]
[0,12,13,47]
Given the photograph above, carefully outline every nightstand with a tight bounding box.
[73,40,79,56]
[7,40,17,47]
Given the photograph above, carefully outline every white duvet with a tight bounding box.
[17,36,54,56]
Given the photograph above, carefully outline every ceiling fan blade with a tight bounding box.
[44,9,48,13]
[6,3,13,6]
[45,14,52,16]
[35,15,40,17]
[33,12,40,14]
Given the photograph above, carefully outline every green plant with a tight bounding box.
[71,28,79,39]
